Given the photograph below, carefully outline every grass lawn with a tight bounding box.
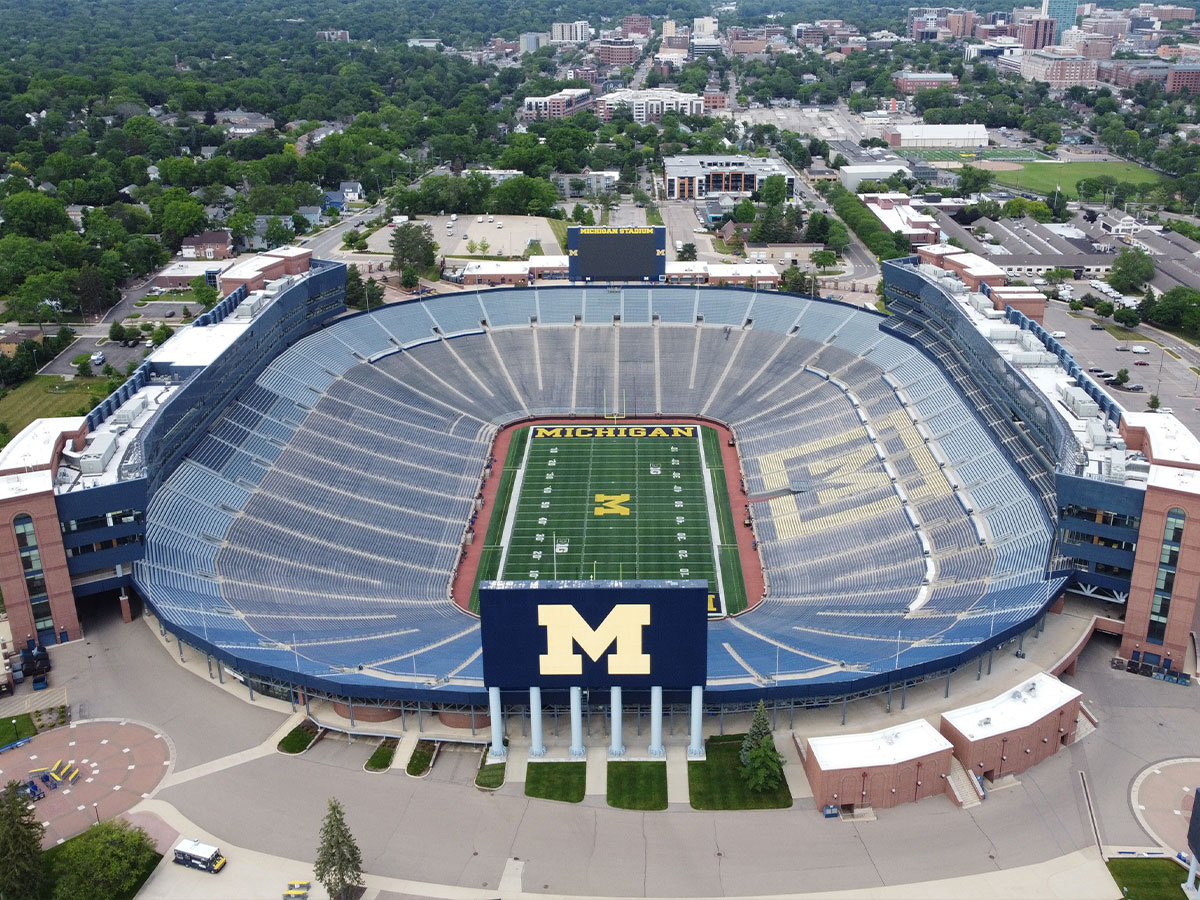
[607,761,668,811]
[875,298,890,315]
[0,376,107,444]
[990,160,1164,199]
[546,217,569,253]
[407,739,436,776]
[525,762,587,803]
[43,835,161,900]
[1104,323,1147,342]
[277,720,319,753]
[365,737,398,771]
[1106,858,1187,900]
[476,760,506,789]
[689,735,792,810]
[0,713,37,746]
[644,206,664,227]
[525,240,545,257]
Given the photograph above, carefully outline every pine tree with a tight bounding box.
[740,734,786,793]
[0,780,46,900]
[314,798,363,900]
[344,266,365,308]
[740,700,772,766]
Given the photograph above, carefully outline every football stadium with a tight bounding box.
[4,238,1195,733]
[131,281,1059,710]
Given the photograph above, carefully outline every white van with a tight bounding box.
[1051,330,1066,338]
[450,213,457,222]
[1131,345,1150,354]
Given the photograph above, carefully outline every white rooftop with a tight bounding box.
[158,259,235,278]
[0,417,83,473]
[528,255,568,268]
[808,718,952,770]
[0,469,54,501]
[941,672,1081,741]
[148,320,250,368]
[1124,410,1200,470]
[462,260,530,275]
[265,245,310,259]
[706,263,779,277]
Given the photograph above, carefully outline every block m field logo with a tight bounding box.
[538,604,651,676]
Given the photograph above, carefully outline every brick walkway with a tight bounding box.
[1131,757,1200,853]
[0,719,171,847]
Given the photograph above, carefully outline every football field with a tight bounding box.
[486,423,744,617]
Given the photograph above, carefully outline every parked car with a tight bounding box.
[1134,360,1149,366]
[1127,384,1144,391]
[1090,324,1105,330]
[1087,366,1104,373]
[90,351,105,366]
[1115,346,1130,351]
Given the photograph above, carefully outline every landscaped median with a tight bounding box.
[406,739,436,776]
[277,719,320,754]
[365,737,398,772]
[689,734,792,810]
[525,761,587,803]
[607,761,668,811]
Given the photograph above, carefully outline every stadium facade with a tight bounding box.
[0,252,1196,720]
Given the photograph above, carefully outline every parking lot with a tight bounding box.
[42,335,153,377]
[366,214,562,259]
[1043,295,1200,433]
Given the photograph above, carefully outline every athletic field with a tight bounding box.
[475,423,746,617]
[988,160,1164,199]
[903,147,1049,162]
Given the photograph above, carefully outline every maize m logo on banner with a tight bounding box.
[478,580,709,689]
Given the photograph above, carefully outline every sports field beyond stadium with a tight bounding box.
[474,422,747,617]
[902,147,1050,162]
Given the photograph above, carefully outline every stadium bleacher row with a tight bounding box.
[135,287,1058,696]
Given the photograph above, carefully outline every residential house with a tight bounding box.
[339,181,365,202]
[180,230,234,260]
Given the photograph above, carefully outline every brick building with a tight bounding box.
[893,71,959,92]
[596,37,639,66]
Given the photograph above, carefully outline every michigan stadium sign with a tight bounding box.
[567,225,667,282]
[478,580,709,689]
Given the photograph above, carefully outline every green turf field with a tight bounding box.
[903,147,1049,162]
[483,422,744,617]
[988,160,1164,198]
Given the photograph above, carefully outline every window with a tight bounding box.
[13,515,51,631]
[1147,508,1184,646]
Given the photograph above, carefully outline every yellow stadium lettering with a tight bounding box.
[594,493,631,516]
[671,426,695,437]
[648,427,668,438]
[596,427,615,437]
[708,594,718,613]
[575,427,593,438]
[534,427,563,438]
[630,426,647,437]
[538,604,651,675]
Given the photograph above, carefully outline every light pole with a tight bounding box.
[92,802,99,825]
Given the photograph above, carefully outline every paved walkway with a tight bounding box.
[1130,757,1200,853]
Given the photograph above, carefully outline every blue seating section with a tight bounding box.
[136,287,1059,696]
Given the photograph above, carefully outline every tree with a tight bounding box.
[804,212,830,244]
[49,819,158,900]
[465,239,478,255]
[811,249,836,272]
[344,265,365,308]
[76,263,111,320]
[189,274,219,310]
[391,222,437,272]
[1113,306,1140,328]
[1148,393,1161,410]
[1069,300,1085,311]
[160,197,207,249]
[1115,367,1130,385]
[108,322,127,343]
[263,216,293,249]
[740,733,786,793]
[677,243,698,262]
[733,198,757,223]
[1095,300,1115,319]
[478,238,490,255]
[759,174,788,206]
[0,780,45,899]
[151,323,174,346]
[1044,267,1073,284]
[740,700,772,767]
[314,797,364,900]
[401,266,420,291]
[1,192,72,240]
[1108,247,1154,293]
[956,165,993,195]
[364,277,384,309]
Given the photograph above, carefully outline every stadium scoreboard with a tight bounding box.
[567,226,667,282]
[478,579,708,689]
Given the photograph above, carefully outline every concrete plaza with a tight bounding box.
[19,596,1197,899]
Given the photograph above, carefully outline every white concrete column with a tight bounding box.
[648,685,665,757]
[609,686,625,757]
[1184,854,1199,899]
[529,686,546,758]
[569,686,585,757]
[688,684,704,758]
[488,686,506,759]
